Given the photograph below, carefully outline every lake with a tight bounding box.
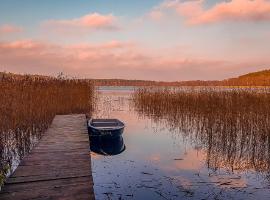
[1,86,269,199]
[91,87,270,200]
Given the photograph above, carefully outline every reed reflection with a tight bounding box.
[133,88,270,177]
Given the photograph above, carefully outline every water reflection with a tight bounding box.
[90,136,126,156]
[91,88,270,200]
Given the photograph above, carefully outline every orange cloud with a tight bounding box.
[153,0,270,25]
[43,12,119,33]
[0,24,22,35]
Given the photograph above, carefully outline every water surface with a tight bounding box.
[91,87,270,200]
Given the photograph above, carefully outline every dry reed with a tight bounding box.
[0,74,94,185]
[133,87,270,176]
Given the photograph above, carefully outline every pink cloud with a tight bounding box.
[69,40,134,50]
[148,10,164,21]
[190,0,270,25]
[152,0,270,25]
[0,39,268,81]
[1,40,42,49]
[43,12,119,33]
[0,24,22,35]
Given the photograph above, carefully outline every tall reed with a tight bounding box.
[0,74,94,185]
[133,87,270,176]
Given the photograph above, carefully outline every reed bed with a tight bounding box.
[0,74,94,185]
[133,87,270,175]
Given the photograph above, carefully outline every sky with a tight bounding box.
[0,0,270,81]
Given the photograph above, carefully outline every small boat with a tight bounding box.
[87,118,125,139]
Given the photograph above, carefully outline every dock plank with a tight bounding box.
[0,114,94,200]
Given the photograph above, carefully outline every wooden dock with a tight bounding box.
[0,114,94,200]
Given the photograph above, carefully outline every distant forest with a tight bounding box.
[1,69,270,86]
[91,69,270,86]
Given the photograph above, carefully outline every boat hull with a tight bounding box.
[88,126,124,139]
[89,135,126,155]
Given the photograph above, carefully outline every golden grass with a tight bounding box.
[133,87,270,173]
[0,74,94,185]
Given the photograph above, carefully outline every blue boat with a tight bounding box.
[87,118,125,139]
[90,136,126,156]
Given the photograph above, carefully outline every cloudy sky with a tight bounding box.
[0,0,270,81]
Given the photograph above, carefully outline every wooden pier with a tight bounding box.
[0,114,94,200]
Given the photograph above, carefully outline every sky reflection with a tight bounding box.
[91,88,270,200]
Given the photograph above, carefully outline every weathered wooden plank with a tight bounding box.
[0,182,94,200]
[1,176,91,191]
[6,174,92,184]
[10,167,91,178]
[0,114,94,200]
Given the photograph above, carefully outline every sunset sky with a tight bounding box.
[0,0,270,81]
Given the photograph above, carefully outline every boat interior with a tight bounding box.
[90,119,124,128]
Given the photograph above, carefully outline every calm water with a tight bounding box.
[91,87,270,200]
